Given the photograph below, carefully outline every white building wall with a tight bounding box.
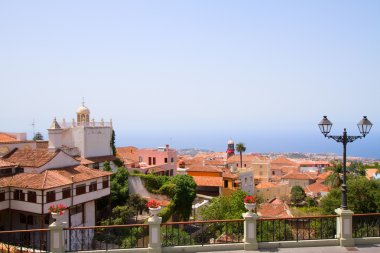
[240,171,255,195]
[37,151,80,172]
[84,201,95,226]
[61,128,75,149]
[83,127,112,158]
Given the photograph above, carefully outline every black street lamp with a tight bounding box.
[318,116,373,210]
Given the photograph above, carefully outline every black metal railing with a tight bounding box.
[64,224,148,252]
[0,229,50,252]
[353,213,380,238]
[257,215,338,242]
[161,219,244,247]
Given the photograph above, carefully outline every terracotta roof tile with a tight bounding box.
[85,155,117,163]
[116,146,139,163]
[282,173,316,180]
[227,154,267,163]
[0,165,112,190]
[0,133,17,142]
[258,203,291,218]
[3,148,58,167]
[187,165,223,173]
[270,156,299,169]
[192,176,223,187]
[304,182,330,195]
[222,168,238,179]
[0,160,16,168]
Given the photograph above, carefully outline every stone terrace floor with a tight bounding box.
[202,244,380,253]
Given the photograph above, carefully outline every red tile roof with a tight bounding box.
[282,173,316,180]
[0,160,16,168]
[192,176,223,187]
[222,168,238,179]
[0,133,17,142]
[258,202,291,218]
[116,146,139,163]
[187,165,223,173]
[270,156,299,169]
[3,148,58,167]
[227,154,267,163]
[304,182,330,195]
[85,155,117,163]
[0,165,112,189]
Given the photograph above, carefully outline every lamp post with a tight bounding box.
[318,116,373,210]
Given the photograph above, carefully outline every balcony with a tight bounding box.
[0,213,378,252]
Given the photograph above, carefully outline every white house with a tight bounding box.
[0,102,115,233]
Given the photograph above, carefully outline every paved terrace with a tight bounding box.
[205,244,380,253]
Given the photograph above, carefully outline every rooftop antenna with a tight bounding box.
[82,97,85,106]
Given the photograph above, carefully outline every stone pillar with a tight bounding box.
[148,216,162,253]
[49,222,64,253]
[335,208,355,247]
[243,212,259,251]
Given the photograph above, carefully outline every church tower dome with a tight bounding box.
[226,138,235,158]
[76,100,90,125]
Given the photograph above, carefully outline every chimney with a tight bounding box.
[165,144,169,151]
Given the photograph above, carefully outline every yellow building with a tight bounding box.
[256,182,290,202]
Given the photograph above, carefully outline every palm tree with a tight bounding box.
[324,161,343,188]
[235,143,246,168]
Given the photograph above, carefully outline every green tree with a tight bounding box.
[324,162,343,188]
[320,176,380,214]
[290,186,306,205]
[128,194,148,220]
[111,167,129,207]
[235,143,246,168]
[103,161,112,172]
[33,132,43,140]
[348,161,366,176]
[200,190,247,220]
[167,175,197,221]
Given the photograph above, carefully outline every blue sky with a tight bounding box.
[0,1,379,157]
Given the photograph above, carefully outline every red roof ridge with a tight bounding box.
[42,170,49,189]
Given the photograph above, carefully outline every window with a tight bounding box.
[27,215,33,225]
[70,204,83,215]
[171,157,174,163]
[89,181,97,192]
[20,214,26,224]
[76,184,86,195]
[224,180,228,188]
[153,157,156,165]
[237,163,239,167]
[164,158,168,163]
[244,164,246,167]
[139,156,143,162]
[148,157,152,165]
[0,168,12,176]
[27,191,36,203]
[272,171,275,175]
[92,163,99,170]
[44,214,50,225]
[15,167,24,174]
[46,191,55,203]
[0,190,5,202]
[102,177,109,189]
[14,189,25,201]
[62,187,71,199]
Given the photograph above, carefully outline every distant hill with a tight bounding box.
[177,148,214,156]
